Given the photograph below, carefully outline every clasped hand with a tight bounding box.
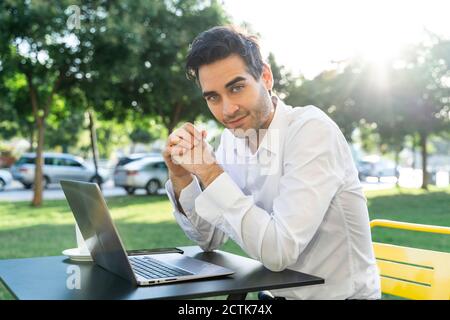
[163,123,223,187]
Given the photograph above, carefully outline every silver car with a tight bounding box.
[114,156,168,195]
[10,152,110,189]
[0,169,13,191]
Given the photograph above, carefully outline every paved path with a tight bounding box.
[0,180,165,202]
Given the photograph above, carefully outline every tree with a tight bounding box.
[0,71,35,146]
[268,52,295,99]
[0,1,71,206]
[389,40,450,189]
[105,0,229,134]
[0,1,171,205]
[338,38,450,189]
[64,1,230,148]
[377,122,407,186]
[0,1,142,205]
[286,67,364,142]
[344,58,408,185]
[44,94,85,152]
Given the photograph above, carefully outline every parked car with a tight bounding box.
[10,153,110,189]
[0,169,13,191]
[357,159,399,182]
[115,152,162,168]
[114,156,168,195]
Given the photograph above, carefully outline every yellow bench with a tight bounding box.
[370,219,450,300]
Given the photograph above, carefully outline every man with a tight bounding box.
[162,26,381,300]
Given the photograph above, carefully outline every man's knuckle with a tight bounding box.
[183,122,193,130]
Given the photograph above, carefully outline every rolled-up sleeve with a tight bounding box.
[194,119,345,271]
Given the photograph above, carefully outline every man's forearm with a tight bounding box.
[170,173,193,215]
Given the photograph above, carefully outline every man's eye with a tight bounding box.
[231,85,243,93]
[207,95,218,102]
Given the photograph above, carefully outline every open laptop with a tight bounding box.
[60,180,234,286]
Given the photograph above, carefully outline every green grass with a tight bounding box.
[0,187,449,300]
[365,187,450,253]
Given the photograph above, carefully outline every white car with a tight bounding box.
[114,156,168,195]
[10,152,110,189]
[0,169,13,191]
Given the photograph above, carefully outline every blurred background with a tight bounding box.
[0,0,449,204]
[0,0,449,300]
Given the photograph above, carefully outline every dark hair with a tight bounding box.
[185,26,264,82]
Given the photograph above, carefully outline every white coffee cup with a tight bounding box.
[75,223,90,255]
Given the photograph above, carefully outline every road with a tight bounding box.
[0,179,397,202]
[0,179,166,202]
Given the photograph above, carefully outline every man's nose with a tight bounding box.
[222,98,239,118]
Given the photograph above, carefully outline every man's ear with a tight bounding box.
[261,63,274,93]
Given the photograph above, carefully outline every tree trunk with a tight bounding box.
[412,134,417,169]
[28,121,36,152]
[26,71,45,207]
[26,69,62,207]
[28,123,35,152]
[32,117,45,207]
[88,110,100,189]
[166,123,175,136]
[419,131,428,190]
[395,149,400,188]
[167,103,183,134]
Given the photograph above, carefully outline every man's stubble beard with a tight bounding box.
[231,87,273,140]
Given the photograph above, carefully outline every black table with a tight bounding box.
[0,246,324,300]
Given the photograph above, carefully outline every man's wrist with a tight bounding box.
[170,173,193,195]
[196,163,224,188]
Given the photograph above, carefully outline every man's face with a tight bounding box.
[198,54,274,137]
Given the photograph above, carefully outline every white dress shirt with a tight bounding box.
[165,97,381,300]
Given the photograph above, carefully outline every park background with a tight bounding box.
[0,0,449,300]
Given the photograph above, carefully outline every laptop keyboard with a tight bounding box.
[129,256,193,279]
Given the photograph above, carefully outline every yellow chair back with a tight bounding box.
[371,219,450,300]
